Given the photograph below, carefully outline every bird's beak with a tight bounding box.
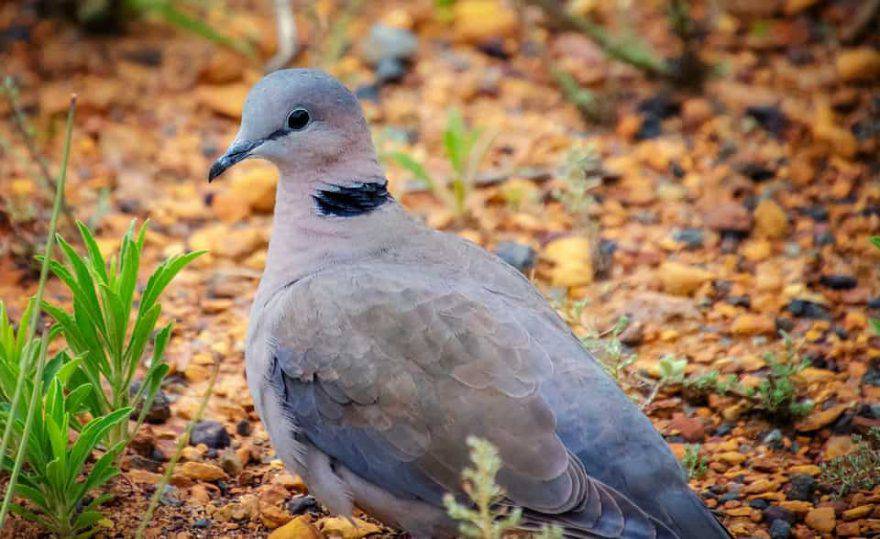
[208,139,264,182]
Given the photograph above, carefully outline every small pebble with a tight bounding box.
[818,274,857,290]
[286,495,318,515]
[236,419,253,436]
[190,420,231,449]
[749,499,769,510]
[786,299,831,320]
[493,241,537,273]
[786,474,817,501]
[746,105,788,136]
[159,485,183,507]
[129,381,172,424]
[769,518,791,539]
[762,429,783,447]
[739,162,775,182]
[672,228,704,249]
[763,505,795,524]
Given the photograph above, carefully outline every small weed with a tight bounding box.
[551,296,589,326]
[444,437,522,539]
[42,220,204,448]
[681,444,708,480]
[1,373,131,538]
[746,335,813,423]
[553,145,602,225]
[581,316,634,384]
[65,0,252,55]
[682,370,739,403]
[820,427,880,498]
[387,109,494,219]
[658,355,687,386]
[444,437,563,539]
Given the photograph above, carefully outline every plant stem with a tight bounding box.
[0,95,76,532]
[523,0,670,77]
[135,360,220,538]
[550,67,600,121]
[0,331,49,529]
[1,77,75,223]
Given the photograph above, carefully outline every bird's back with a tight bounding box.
[368,227,730,538]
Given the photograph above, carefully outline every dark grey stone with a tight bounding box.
[190,420,231,449]
[493,241,537,273]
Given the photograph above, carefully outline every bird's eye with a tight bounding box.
[287,108,311,130]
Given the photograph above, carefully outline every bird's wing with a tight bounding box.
[261,263,670,537]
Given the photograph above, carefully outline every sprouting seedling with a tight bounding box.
[553,145,602,224]
[581,316,634,384]
[745,332,812,423]
[386,108,494,219]
[681,444,708,480]
[659,355,687,386]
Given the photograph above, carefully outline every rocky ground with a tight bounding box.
[0,0,879,537]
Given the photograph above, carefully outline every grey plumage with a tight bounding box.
[210,69,730,539]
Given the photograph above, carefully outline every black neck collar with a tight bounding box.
[312,181,392,217]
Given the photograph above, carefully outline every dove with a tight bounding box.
[209,69,730,538]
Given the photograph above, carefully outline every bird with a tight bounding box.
[208,68,731,539]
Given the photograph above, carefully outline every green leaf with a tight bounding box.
[75,220,109,285]
[73,510,105,534]
[68,407,131,482]
[124,303,161,379]
[73,445,122,501]
[12,483,50,513]
[65,384,94,415]
[56,235,104,332]
[139,250,205,315]
[388,151,435,189]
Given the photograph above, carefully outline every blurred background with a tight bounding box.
[0,0,878,537]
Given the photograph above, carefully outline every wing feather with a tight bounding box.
[264,265,676,537]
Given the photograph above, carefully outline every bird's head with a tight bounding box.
[209,69,374,182]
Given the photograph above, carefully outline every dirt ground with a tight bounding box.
[0,0,879,537]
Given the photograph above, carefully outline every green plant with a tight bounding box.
[658,355,687,386]
[0,95,77,532]
[820,428,880,498]
[135,360,220,538]
[67,0,252,55]
[682,370,739,403]
[1,371,131,538]
[681,444,708,480]
[444,437,522,539]
[746,335,812,423]
[387,109,493,218]
[42,221,204,448]
[581,316,634,384]
[550,68,600,121]
[522,0,670,77]
[444,437,562,539]
[553,145,602,223]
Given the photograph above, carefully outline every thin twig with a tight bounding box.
[265,0,299,71]
[0,95,77,531]
[640,380,662,411]
[135,360,220,539]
